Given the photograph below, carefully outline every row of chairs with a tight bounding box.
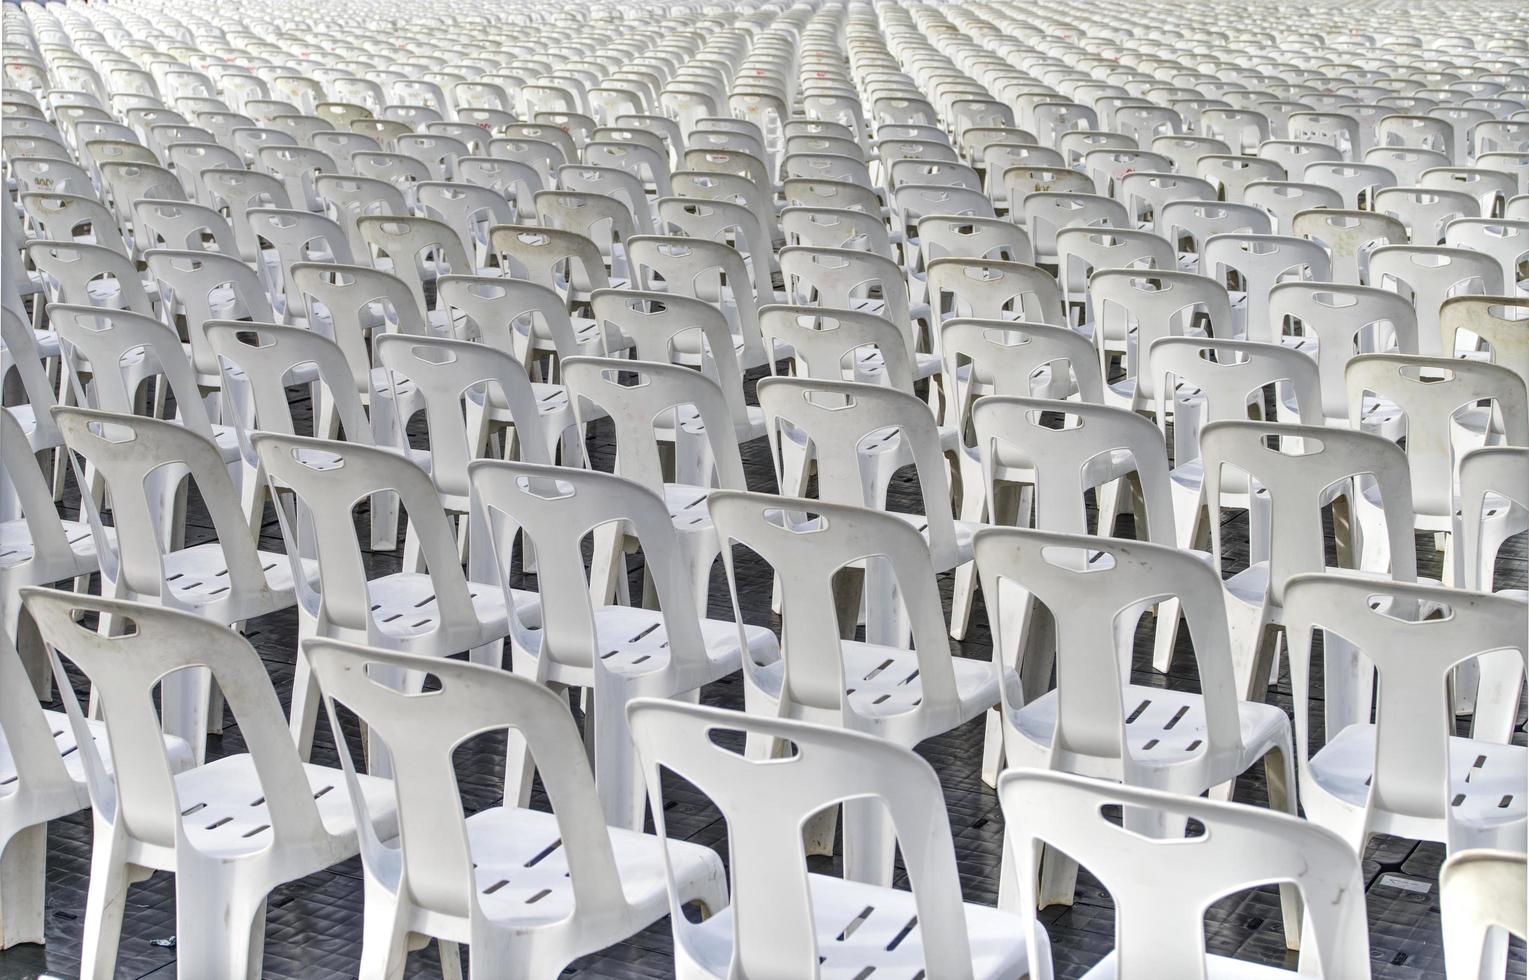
[2,0,1526,976]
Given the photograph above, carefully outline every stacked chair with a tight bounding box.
[2,0,1525,976]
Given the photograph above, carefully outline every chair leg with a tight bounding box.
[592,678,648,832]
[1036,843,1080,910]
[289,621,321,761]
[78,823,131,980]
[437,940,463,980]
[1264,741,1304,951]
[842,795,897,888]
[357,875,409,980]
[0,824,48,949]
[981,706,1005,788]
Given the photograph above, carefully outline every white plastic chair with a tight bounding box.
[1200,419,1419,708]
[1346,353,1528,573]
[998,769,1372,978]
[1368,246,1503,357]
[467,459,775,829]
[303,636,726,978]
[762,372,967,627]
[0,405,99,673]
[252,431,532,762]
[707,489,999,885]
[975,526,1297,906]
[22,588,398,980]
[1284,574,1527,855]
[628,698,1048,980]
[1149,336,1324,670]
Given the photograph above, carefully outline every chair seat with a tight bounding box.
[463,805,721,930]
[654,399,767,444]
[887,510,979,564]
[157,545,314,610]
[1011,684,1289,777]
[0,709,195,791]
[0,517,102,573]
[585,603,776,678]
[173,755,398,859]
[1309,724,1526,831]
[680,871,1034,980]
[752,643,998,722]
[33,328,60,359]
[366,572,536,643]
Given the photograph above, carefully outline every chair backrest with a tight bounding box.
[200,168,290,262]
[205,321,375,463]
[468,461,707,679]
[374,334,549,501]
[1088,269,1233,398]
[144,248,272,376]
[780,244,922,355]
[1284,574,1528,837]
[629,235,765,363]
[561,356,746,493]
[707,490,962,731]
[759,303,915,394]
[558,163,653,232]
[1437,292,1522,383]
[781,205,894,258]
[0,406,74,581]
[1374,186,1480,244]
[1441,849,1528,980]
[252,432,477,643]
[50,303,215,437]
[1198,233,1331,342]
[487,223,610,298]
[1054,226,1176,299]
[656,195,775,296]
[589,288,751,427]
[971,395,1174,540]
[1268,282,1420,423]
[941,317,1104,414]
[1151,336,1323,465]
[757,376,959,568]
[53,408,269,605]
[1443,218,1528,296]
[1200,420,1417,599]
[1458,445,1529,592]
[1346,353,1529,518]
[292,262,429,390]
[627,698,979,978]
[24,588,328,851]
[974,527,1243,775]
[1,304,59,446]
[20,191,129,255]
[917,214,1034,265]
[26,240,154,315]
[1159,199,1273,253]
[1022,191,1129,260]
[1369,245,1504,357]
[315,173,409,258]
[302,638,628,924]
[1292,207,1406,284]
[131,198,239,255]
[998,768,1371,980]
[247,208,354,317]
[926,256,1064,326]
[356,214,472,314]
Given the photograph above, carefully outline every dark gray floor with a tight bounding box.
[3,375,1525,980]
